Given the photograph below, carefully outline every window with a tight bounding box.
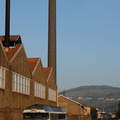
[48,88,56,102]
[12,72,30,94]
[34,82,45,99]
[0,67,5,89]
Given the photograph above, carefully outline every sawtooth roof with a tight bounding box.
[44,67,52,80]
[5,44,22,61]
[28,58,40,73]
[0,35,22,46]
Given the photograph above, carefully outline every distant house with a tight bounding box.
[111,113,118,119]
[80,102,91,120]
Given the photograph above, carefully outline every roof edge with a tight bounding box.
[0,41,9,66]
[58,95,83,107]
[9,44,23,64]
[46,67,53,82]
[32,58,41,75]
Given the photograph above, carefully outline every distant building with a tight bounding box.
[58,95,92,120]
[98,112,112,119]
[78,97,84,100]
[80,102,91,120]
[111,112,118,119]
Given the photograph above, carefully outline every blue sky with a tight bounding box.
[0,0,120,91]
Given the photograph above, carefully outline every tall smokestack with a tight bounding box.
[4,0,10,48]
[48,0,56,83]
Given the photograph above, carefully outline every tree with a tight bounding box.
[90,106,98,120]
[117,103,120,118]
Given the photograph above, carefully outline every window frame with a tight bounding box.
[48,88,56,102]
[0,67,6,89]
[34,82,45,99]
[12,72,30,95]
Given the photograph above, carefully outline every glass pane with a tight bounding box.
[13,83,15,90]
[19,76,21,92]
[16,75,19,91]
[23,78,25,85]
[36,83,38,90]
[2,78,4,88]
[2,69,4,78]
[23,86,25,93]
[12,73,15,82]
[25,81,28,94]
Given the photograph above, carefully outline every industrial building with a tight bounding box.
[0,35,66,120]
[58,95,91,120]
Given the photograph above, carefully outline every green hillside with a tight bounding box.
[59,85,120,112]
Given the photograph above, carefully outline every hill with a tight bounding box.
[59,85,120,112]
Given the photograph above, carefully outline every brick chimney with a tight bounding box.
[48,0,57,83]
[4,0,10,52]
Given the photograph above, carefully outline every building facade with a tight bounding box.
[58,95,85,120]
[0,35,58,120]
